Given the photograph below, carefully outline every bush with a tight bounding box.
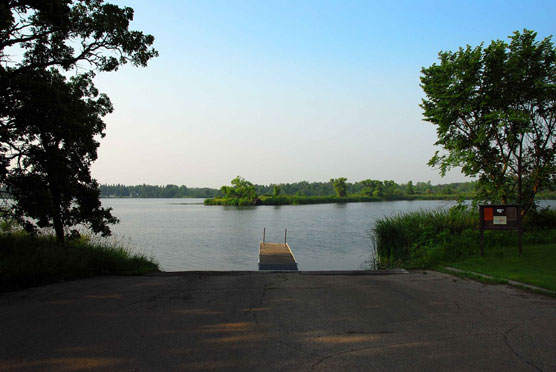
[523,207,556,230]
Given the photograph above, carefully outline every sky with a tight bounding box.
[91,0,556,188]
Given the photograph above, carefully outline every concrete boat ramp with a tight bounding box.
[1,271,555,371]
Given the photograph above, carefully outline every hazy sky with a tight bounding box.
[91,0,556,188]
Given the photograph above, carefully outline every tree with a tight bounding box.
[330,177,347,197]
[382,180,398,197]
[358,179,380,197]
[273,184,281,196]
[3,69,117,241]
[1,1,158,241]
[420,29,556,216]
[220,176,258,205]
[406,181,414,195]
[0,1,157,74]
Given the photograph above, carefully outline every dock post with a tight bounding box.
[284,228,287,245]
[263,227,266,244]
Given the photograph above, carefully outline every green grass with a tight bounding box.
[372,207,556,292]
[445,243,556,291]
[0,232,159,292]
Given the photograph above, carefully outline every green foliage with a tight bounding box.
[0,1,158,74]
[101,180,483,200]
[255,181,335,196]
[100,184,220,198]
[216,176,258,205]
[421,29,556,216]
[372,207,556,268]
[205,195,383,206]
[523,207,556,230]
[330,177,347,197]
[262,195,380,205]
[0,1,157,242]
[2,69,118,242]
[372,208,478,267]
[0,231,159,292]
[273,184,281,196]
[406,181,414,195]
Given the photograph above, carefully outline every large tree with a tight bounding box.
[220,176,258,205]
[420,29,556,216]
[3,69,117,241]
[0,1,157,241]
[330,177,347,197]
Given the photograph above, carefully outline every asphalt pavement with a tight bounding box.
[1,271,555,371]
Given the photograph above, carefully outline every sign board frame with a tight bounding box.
[479,204,522,256]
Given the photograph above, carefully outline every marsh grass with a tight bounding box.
[0,231,159,292]
[372,208,556,268]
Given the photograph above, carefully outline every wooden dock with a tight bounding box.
[258,242,298,271]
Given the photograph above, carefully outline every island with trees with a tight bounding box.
[99,177,555,205]
[202,176,480,206]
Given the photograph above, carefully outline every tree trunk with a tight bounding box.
[517,140,524,217]
[50,187,65,244]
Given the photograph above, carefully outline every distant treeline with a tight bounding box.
[255,180,477,198]
[99,184,219,198]
[100,180,478,199]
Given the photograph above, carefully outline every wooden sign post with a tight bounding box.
[479,205,522,256]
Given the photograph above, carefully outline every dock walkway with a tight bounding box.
[258,242,298,271]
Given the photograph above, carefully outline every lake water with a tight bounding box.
[101,199,556,272]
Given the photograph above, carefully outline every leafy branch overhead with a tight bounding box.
[0,0,158,73]
[420,29,556,216]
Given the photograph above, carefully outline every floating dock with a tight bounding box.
[258,242,298,271]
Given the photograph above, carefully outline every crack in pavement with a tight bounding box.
[250,274,323,359]
[503,324,544,372]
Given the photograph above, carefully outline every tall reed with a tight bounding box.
[0,231,159,292]
[372,207,556,268]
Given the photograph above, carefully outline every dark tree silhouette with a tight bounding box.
[0,1,158,241]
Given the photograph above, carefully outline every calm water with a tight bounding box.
[101,199,556,271]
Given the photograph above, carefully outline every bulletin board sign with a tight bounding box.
[479,204,522,256]
[480,205,521,231]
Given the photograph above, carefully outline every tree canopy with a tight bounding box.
[330,177,347,197]
[3,69,117,239]
[0,1,157,241]
[420,29,556,215]
[0,0,157,73]
[220,176,258,205]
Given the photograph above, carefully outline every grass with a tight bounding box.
[0,231,159,292]
[372,207,479,267]
[445,243,556,291]
[372,207,556,267]
[372,207,556,292]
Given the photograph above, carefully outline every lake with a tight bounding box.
[101,199,556,271]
